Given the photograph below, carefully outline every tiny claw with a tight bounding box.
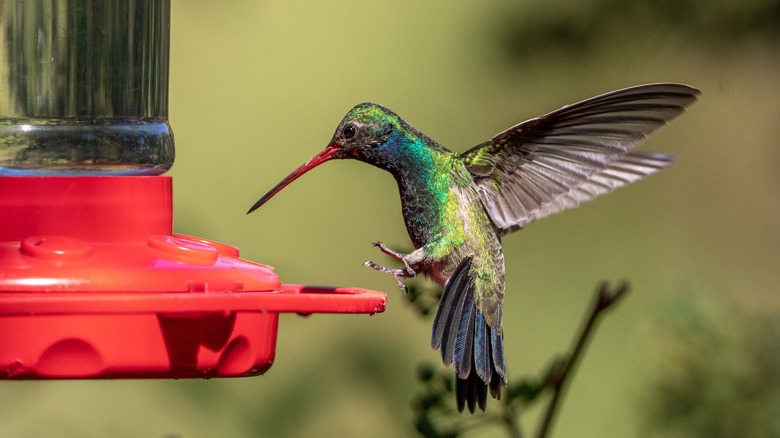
[370,240,416,278]
[364,260,409,293]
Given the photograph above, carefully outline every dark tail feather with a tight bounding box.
[431,257,507,413]
[490,307,507,400]
[431,257,472,354]
[456,370,488,413]
[453,285,475,379]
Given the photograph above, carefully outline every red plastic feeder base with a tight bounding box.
[0,176,387,379]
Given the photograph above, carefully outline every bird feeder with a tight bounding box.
[0,0,386,379]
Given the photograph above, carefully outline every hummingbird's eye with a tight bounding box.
[342,124,357,139]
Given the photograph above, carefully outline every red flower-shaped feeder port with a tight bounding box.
[0,176,387,379]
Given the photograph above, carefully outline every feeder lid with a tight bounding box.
[0,233,281,293]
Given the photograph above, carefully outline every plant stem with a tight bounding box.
[503,407,524,438]
[535,281,630,438]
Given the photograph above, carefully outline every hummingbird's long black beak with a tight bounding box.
[247,143,340,214]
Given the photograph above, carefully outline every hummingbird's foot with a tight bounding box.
[363,260,411,293]
[370,241,417,278]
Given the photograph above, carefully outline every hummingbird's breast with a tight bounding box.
[394,154,469,249]
[395,156,497,275]
[376,133,503,295]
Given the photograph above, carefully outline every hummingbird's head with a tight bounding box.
[247,103,402,214]
[327,103,400,161]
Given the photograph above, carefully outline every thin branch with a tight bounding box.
[502,404,524,438]
[535,280,630,438]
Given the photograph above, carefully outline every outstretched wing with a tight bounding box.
[460,83,699,234]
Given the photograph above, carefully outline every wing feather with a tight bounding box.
[460,83,698,233]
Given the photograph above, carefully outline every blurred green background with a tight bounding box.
[3,0,780,436]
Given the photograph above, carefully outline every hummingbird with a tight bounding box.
[248,83,699,413]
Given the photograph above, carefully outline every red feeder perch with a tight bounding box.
[0,2,386,379]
